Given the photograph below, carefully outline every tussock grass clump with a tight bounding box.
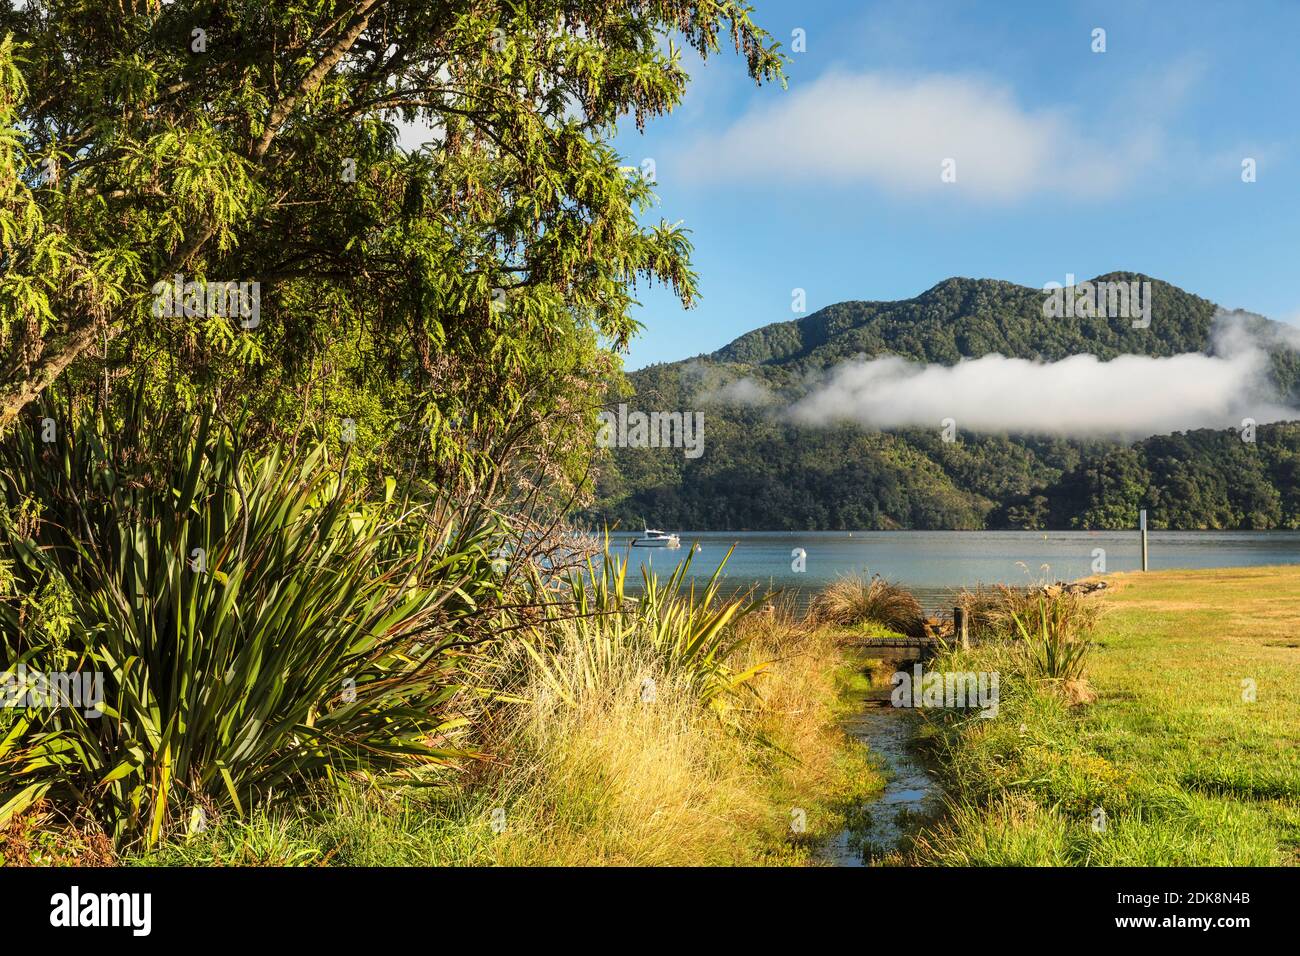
[520,546,770,718]
[952,585,1014,642]
[474,554,876,864]
[811,574,926,637]
[955,583,1101,645]
[491,651,769,865]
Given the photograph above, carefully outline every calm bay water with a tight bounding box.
[606,530,1300,611]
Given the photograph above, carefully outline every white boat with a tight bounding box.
[632,527,681,549]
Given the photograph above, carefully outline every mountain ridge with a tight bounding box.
[590,275,1300,531]
[673,273,1224,371]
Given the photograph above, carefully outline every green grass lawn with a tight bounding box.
[914,565,1300,866]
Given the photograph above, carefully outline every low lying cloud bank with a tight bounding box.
[696,376,775,407]
[782,311,1300,438]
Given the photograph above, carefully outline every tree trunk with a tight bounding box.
[0,320,115,432]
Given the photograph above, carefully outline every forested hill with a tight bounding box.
[586,274,1300,531]
[712,273,1217,369]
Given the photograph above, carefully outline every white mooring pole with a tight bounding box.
[1140,508,1149,572]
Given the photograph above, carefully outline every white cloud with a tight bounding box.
[698,376,774,407]
[788,312,1299,437]
[676,70,1160,201]
[1214,308,1300,354]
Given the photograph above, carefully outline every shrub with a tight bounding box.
[1012,596,1093,683]
[0,402,503,847]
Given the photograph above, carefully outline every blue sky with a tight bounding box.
[614,0,1300,369]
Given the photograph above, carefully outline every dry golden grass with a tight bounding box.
[472,604,880,866]
[811,574,926,637]
[1060,677,1097,707]
[0,804,115,867]
[495,662,766,865]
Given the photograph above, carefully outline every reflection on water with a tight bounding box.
[608,530,1300,612]
[821,691,942,867]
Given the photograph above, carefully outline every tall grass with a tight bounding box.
[955,583,1101,645]
[1012,597,1093,684]
[133,572,882,867]
[810,574,926,637]
[519,545,769,717]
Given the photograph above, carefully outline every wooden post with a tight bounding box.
[1140,508,1149,572]
[954,606,969,650]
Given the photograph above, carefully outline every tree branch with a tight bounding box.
[0,0,392,432]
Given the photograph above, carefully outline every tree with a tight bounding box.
[0,0,783,501]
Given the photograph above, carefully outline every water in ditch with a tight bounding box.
[821,676,945,866]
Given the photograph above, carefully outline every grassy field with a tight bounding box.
[914,565,1300,865]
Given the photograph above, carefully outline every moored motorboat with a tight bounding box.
[632,527,681,548]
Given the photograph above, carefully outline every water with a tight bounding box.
[821,697,941,867]
[608,530,1300,610]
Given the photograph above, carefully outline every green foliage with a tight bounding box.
[0,402,505,848]
[1011,597,1092,683]
[522,544,768,713]
[713,274,1224,372]
[590,277,1300,530]
[0,1,785,508]
[1045,446,1149,529]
